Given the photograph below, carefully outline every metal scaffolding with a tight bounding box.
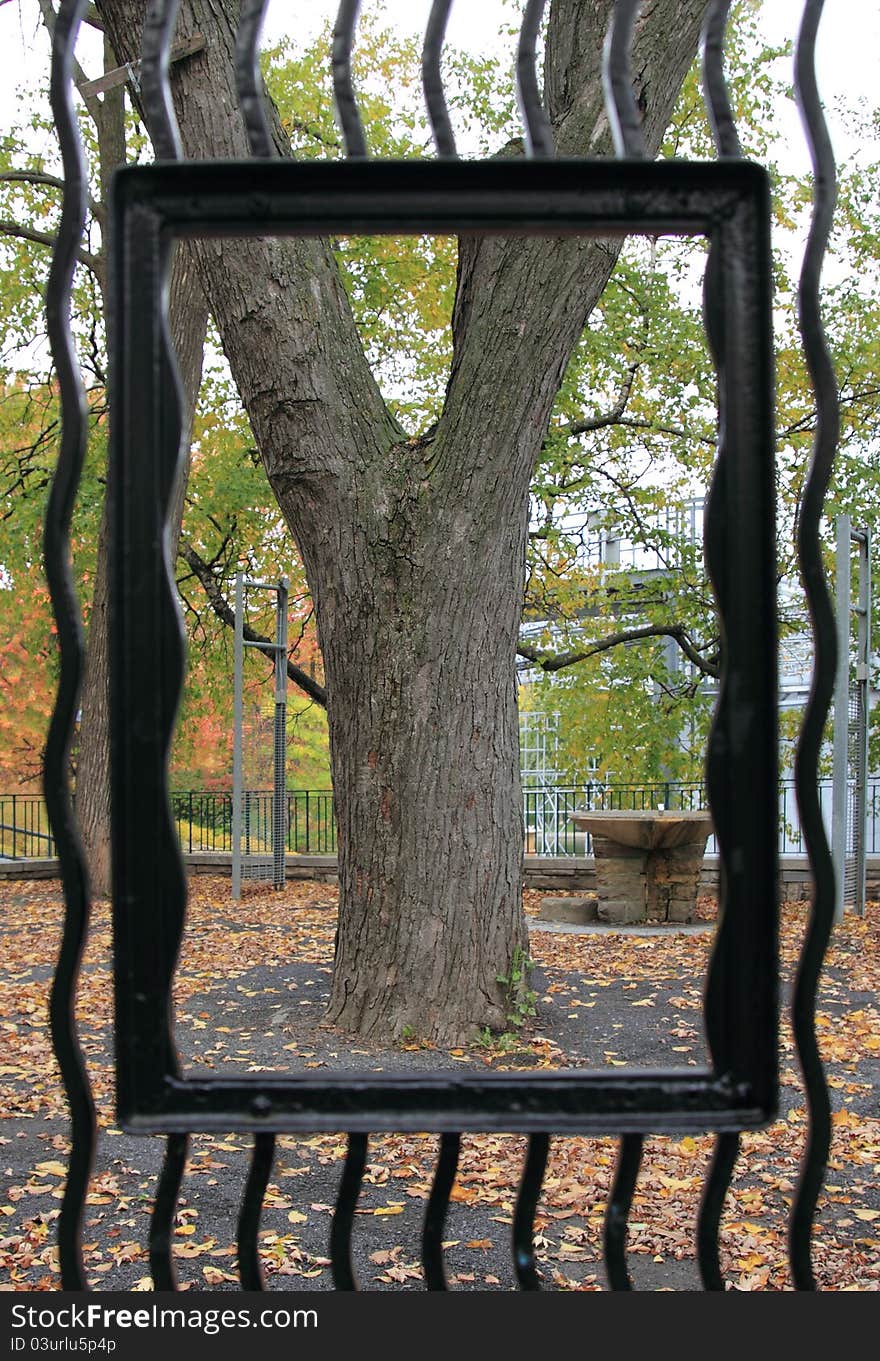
[232,572,289,900]
[831,517,871,920]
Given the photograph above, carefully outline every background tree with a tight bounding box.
[0,1,210,889]
[514,16,880,782]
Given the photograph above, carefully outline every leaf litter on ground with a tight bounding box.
[0,876,877,1290]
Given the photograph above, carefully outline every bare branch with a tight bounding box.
[35,0,102,120]
[179,539,328,708]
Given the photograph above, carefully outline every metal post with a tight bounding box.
[231,570,244,903]
[273,578,289,889]
[853,528,871,916]
[831,515,850,922]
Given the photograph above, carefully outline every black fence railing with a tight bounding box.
[0,794,57,860]
[169,789,337,856]
[521,779,855,856]
[2,779,878,862]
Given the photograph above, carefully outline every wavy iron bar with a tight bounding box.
[422,0,458,158]
[516,0,554,157]
[603,0,646,158]
[697,177,737,1302]
[238,1133,276,1289]
[234,0,275,158]
[700,0,741,158]
[603,1135,643,1290]
[789,0,839,1292]
[150,1133,188,1291]
[44,0,96,1294]
[332,0,368,158]
[695,0,742,1288]
[423,1133,461,1289]
[512,1134,549,1289]
[141,0,183,160]
[697,1132,740,1289]
[330,1133,368,1289]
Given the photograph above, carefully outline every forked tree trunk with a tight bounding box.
[96,0,709,1041]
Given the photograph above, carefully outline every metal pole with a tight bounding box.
[854,528,871,916]
[273,578,289,889]
[232,570,244,902]
[831,515,851,922]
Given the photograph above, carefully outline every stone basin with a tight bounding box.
[569,809,712,850]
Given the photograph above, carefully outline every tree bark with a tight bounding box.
[72,25,210,896]
[76,245,208,896]
[313,442,531,1039]
[95,0,708,1039]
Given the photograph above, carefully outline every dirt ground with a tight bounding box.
[1,876,878,1291]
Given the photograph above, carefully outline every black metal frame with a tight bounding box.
[109,156,777,1137]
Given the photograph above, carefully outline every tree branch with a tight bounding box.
[552,355,642,442]
[179,539,328,708]
[518,621,719,679]
[0,169,65,192]
[36,0,101,121]
[0,170,104,225]
[0,218,103,278]
[560,413,717,446]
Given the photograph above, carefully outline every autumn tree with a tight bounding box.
[0,6,328,842]
[69,0,715,1044]
[0,0,212,887]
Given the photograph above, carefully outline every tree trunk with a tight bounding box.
[76,246,208,897]
[95,0,709,1039]
[315,458,530,1041]
[72,28,209,896]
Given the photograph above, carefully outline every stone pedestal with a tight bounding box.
[644,840,707,922]
[568,810,713,925]
[589,836,648,924]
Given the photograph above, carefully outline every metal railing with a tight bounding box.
[521,778,874,857]
[0,794,57,859]
[170,789,337,856]
[3,780,877,862]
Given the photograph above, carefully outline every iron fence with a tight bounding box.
[34,0,852,1297]
[3,780,878,862]
[0,794,57,860]
[169,789,337,856]
[522,778,879,857]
